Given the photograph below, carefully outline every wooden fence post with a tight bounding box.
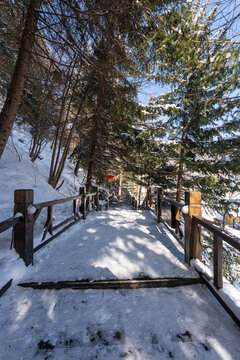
[73,194,81,217]
[80,187,86,220]
[14,189,34,266]
[157,188,164,223]
[135,199,137,210]
[213,235,223,289]
[47,206,53,235]
[171,205,180,234]
[184,191,202,265]
[131,197,135,209]
[171,205,177,228]
[105,198,109,211]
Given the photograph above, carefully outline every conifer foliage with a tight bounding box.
[0,0,239,210]
[146,0,240,204]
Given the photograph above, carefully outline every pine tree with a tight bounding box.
[69,36,139,192]
[146,1,240,207]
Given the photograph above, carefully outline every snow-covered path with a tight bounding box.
[25,205,198,282]
[0,206,239,359]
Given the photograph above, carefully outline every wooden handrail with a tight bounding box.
[34,194,82,209]
[161,196,184,208]
[147,188,240,292]
[193,215,240,251]
[0,215,22,234]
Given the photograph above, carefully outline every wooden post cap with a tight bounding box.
[14,189,34,204]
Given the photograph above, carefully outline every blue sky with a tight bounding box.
[138,81,170,105]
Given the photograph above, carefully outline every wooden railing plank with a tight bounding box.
[193,215,240,251]
[0,216,22,234]
[34,195,82,209]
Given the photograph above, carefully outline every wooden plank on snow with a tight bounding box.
[18,277,203,290]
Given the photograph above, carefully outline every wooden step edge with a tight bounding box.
[18,277,203,290]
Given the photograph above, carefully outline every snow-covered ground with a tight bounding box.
[0,126,240,359]
[0,207,240,360]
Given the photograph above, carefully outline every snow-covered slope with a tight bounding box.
[0,125,85,220]
[0,125,85,288]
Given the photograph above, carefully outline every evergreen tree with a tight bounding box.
[121,121,176,192]
[69,36,139,191]
[146,1,239,206]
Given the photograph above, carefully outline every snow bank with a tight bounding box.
[191,259,240,320]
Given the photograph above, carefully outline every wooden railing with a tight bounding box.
[0,215,22,234]
[0,186,112,266]
[192,215,240,289]
[133,188,240,290]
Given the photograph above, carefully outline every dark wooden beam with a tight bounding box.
[0,216,21,233]
[0,279,12,298]
[18,277,203,290]
[193,215,240,251]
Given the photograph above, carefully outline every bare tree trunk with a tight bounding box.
[48,67,74,184]
[50,95,88,189]
[29,116,41,161]
[48,59,79,186]
[30,138,46,162]
[51,81,78,182]
[0,0,42,158]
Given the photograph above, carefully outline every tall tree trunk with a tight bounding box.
[0,0,42,158]
[119,173,122,197]
[48,64,75,184]
[29,116,41,161]
[86,133,98,193]
[176,114,187,202]
[74,159,81,176]
[176,147,185,202]
[136,183,140,203]
[50,93,88,189]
